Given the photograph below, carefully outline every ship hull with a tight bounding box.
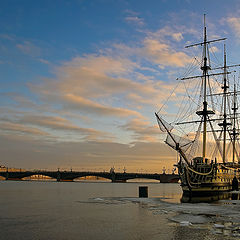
[181,184,232,197]
[178,160,240,196]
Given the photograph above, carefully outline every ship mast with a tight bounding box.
[185,15,226,162]
[201,15,210,162]
[223,46,227,163]
[172,15,226,163]
[215,47,240,163]
[220,45,229,164]
[156,15,230,165]
[232,81,238,163]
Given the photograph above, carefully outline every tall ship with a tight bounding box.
[156,16,240,196]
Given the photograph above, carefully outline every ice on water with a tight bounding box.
[91,196,240,238]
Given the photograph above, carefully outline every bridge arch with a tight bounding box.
[73,175,111,182]
[22,174,55,181]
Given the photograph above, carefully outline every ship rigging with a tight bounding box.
[156,15,240,195]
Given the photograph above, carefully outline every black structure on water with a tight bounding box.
[139,186,148,198]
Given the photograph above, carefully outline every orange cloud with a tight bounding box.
[31,54,181,114]
[121,118,161,142]
[142,38,192,67]
[0,134,176,172]
[62,93,142,117]
[22,23,198,146]
[1,115,114,142]
[0,122,49,136]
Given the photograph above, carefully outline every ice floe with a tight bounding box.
[89,196,240,238]
[180,221,192,226]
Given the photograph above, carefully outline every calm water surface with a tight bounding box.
[0,181,238,240]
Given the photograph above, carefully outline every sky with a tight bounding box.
[1,0,240,173]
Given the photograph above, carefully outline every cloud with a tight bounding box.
[0,115,114,142]
[22,115,114,141]
[0,121,49,136]
[10,22,197,147]
[146,25,187,42]
[20,115,86,131]
[125,16,144,26]
[209,46,219,53]
[113,26,192,68]
[172,32,184,42]
[61,93,142,117]
[121,118,161,142]
[124,9,144,26]
[31,55,162,118]
[0,34,15,41]
[28,22,196,125]
[16,41,41,57]
[26,51,184,144]
[0,134,175,172]
[142,38,192,67]
[31,51,185,114]
[34,55,139,97]
[0,16,206,171]
[39,58,50,65]
[225,17,240,42]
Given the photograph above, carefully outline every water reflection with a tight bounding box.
[231,192,240,200]
[181,192,240,203]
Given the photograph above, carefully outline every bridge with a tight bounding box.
[0,170,179,183]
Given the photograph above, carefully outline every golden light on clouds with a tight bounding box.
[3,9,236,172]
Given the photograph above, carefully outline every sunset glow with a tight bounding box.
[1,0,240,172]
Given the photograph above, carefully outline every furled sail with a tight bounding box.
[155,113,191,165]
[156,114,173,133]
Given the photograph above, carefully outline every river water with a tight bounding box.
[1,181,240,240]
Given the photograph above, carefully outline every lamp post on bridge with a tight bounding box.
[6,167,8,180]
[57,168,60,182]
